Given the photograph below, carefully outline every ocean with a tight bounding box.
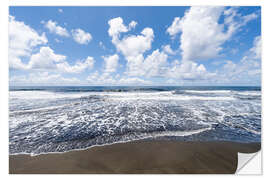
[9,86,261,155]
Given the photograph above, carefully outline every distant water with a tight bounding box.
[9,86,261,155]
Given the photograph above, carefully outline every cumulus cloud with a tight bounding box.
[86,71,118,85]
[166,17,182,38]
[10,72,81,85]
[224,8,258,31]
[108,17,160,76]
[118,77,151,85]
[162,44,176,55]
[167,6,259,61]
[10,46,94,73]
[122,49,168,77]
[108,17,129,40]
[9,16,48,70]
[103,54,119,73]
[86,71,151,85]
[109,18,154,58]
[217,35,261,84]
[119,27,154,57]
[143,50,168,77]
[242,12,258,24]
[28,46,66,69]
[108,16,218,81]
[56,56,95,73]
[9,16,94,75]
[44,20,69,37]
[71,28,92,45]
[128,21,138,30]
[250,36,261,59]
[107,17,216,80]
[167,60,216,80]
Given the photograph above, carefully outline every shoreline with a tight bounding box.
[9,140,261,174]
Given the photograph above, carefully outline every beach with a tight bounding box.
[8,4,262,175]
[9,140,261,174]
[9,86,261,174]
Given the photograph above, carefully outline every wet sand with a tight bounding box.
[9,140,260,174]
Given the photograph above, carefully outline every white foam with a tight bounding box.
[11,126,213,156]
[9,103,74,114]
[184,90,231,94]
[235,91,261,96]
[9,89,261,155]
[9,91,91,100]
[235,125,261,135]
[108,94,236,101]
[151,127,212,137]
[99,91,173,97]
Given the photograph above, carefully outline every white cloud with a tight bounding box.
[124,54,144,76]
[242,13,258,24]
[28,46,66,70]
[128,21,137,30]
[71,28,92,45]
[216,36,261,84]
[108,17,129,40]
[164,7,260,84]
[103,54,119,73]
[167,6,259,61]
[162,44,176,55]
[108,17,152,57]
[58,9,63,13]
[167,60,216,80]
[55,38,62,43]
[9,16,48,70]
[166,17,182,38]
[165,79,181,85]
[10,72,81,85]
[108,17,214,80]
[44,20,69,37]
[99,41,106,50]
[167,7,227,61]
[116,27,154,57]
[10,45,94,74]
[118,77,151,85]
[107,17,218,82]
[9,58,29,70]
[86,71,117,85]
[223,8,259,35]
[250,36,261,59]
[108,17,153,57]
[118,47,168,78]
[9,17,94,74]
[222,60,237,73]
[86,71,99,82]
[108,17,156,76]
[56,56,95,73]
[143,50,168,77]
[86,71,151,85]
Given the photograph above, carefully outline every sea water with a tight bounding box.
[9,86,261,155]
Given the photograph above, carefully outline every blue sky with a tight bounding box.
[9,6,261,86]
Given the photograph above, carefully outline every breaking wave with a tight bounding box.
[9,86,261,155]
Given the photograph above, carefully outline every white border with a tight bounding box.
[1,0,270,179]
[0,0,9,177]
[8,0,262,6]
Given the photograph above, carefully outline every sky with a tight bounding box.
[9,6,261,86]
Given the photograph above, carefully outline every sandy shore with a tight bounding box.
[9,140,260,174]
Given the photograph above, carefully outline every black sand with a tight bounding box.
[9,140,261,174]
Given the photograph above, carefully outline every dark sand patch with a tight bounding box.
[9,140,261,174]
